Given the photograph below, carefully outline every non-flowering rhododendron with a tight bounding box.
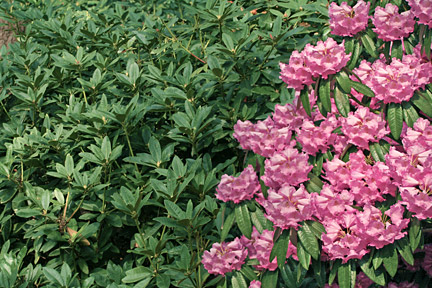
[407,0,432,28]
[328,0,370,37]
[215,165,260,204]
[201,237,247,276]
[303,38,351,79]
[340,107,389,149]
[372,3,415,41]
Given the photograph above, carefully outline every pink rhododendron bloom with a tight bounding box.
[249,280,261,288]
[279,51,315,91]
[202,237,248,276]
[261,145,312,188]
[329,1,370,37]
[400,187,432,220]
[241,228,297,271]
[233,117,292,158]
[387,282,419,288]
[303,38,351,79]
[372,3,415,41]
[216,165,260,204]
[312,184,355,221]
[341,107,389,149]
[258,185,314,230]
[402,118,432,165]
[272,102,309,129]
[357,204,409,249]
[407,0,432,28]
[296,115,338,155]
[421,244,432,278]
[321,213,369,263]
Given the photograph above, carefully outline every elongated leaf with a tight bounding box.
[336,71,351,94]
[300,87,311,117]
[359,255,386,286]
[221,210,235,242]
[122,267,152,283]
[424,27,431,60]
[409,217,422,252]
[261,270,278,288]
[387,103,403,140]
[361,34,378,58]
[396,237,414,266]
[402,101,419,128]
[298,224,319,260]
[270,229,290,267]
[297,242,311,270]
[318,78,331,116]
[350,80,374,98]
[232,272,248,288]
[411,90,432,118]
[369,142,385,162]
[381,245,398,277]
[334,85,350,117]
[235,204,252,238]
[338,262,355,288]
[348,41,361,70]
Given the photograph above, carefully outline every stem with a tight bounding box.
[123,124,139,172]
[339,143,353,160]
[259,41,275,70]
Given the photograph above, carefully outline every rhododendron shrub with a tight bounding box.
[203,1,432,287]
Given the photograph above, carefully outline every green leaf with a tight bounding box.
[41,189,51,211]
[164,200,185,220]
[298,224,319,260]
[122,267,152,284]
[101,136,111,161]
[334,85,350,117]
[338,262,356,288]
[318,78,331,117]
[348,41,361,70]
[297,241,311,270]
[270,229,290,267]
[409,217,422,252]
[221,210,235,242]
[369,142,386,162]
[359,255,386,286]
[149,137,162,163]
[361,34,378,58]
[411,90,432,118]
[231,272,248,288]
[381,245,398,278]
[387,103,403,140]
[423,26,431,60]
[235,204,252,238]
[336,72,351,94]
[222,33,234,51]
[261,270,278,288]
[65,154,74,176]
[396,237,414,266]
[300,87,311,117]
[402,101,419,128]
[43,267,65,286]
[350,80,375,98]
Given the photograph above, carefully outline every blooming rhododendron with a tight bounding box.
[279,51,315,91]
[257,185,314,230]
[407,0,432,28]
[303,38,351,79]
[372,3,415,41]
[215,165,260,204]
[402,118,432,164]
[241,228,297,271]
[261,145,312,188]
[249,280,261,288]
[201,237,247,276]
[400,187,432,220]
[329,1,370,37]
[341,107,389,149]
[421,244,432,278]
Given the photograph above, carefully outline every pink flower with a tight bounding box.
[202,238,248,276]
[249,280,261,288]
[233,117,292,158]
[296,115,338,155]
[329,1,370,37]
[402,118,432,165]
[407,0,432,28]
[321,213,369,263]
[279,51,315,91]
[261,146,313,189]
[312,184,355,221]
[215,165,261,204]
[372,3,415,41]
[400,187,432,220]
[387,282,419,288]
[272,102,309,129]
[421,244,432,278]
[241,228,297,271]
[341,107,389,149]
[303,38,351,79]
[258,185,314,230]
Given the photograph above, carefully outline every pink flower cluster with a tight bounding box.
[215,165,261,204]
[279,38,351,90]
[372,3,415,41]
[352,54,432,103]
[407,0,432,28]
[329,1,370,37]
[201,237,247,276]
